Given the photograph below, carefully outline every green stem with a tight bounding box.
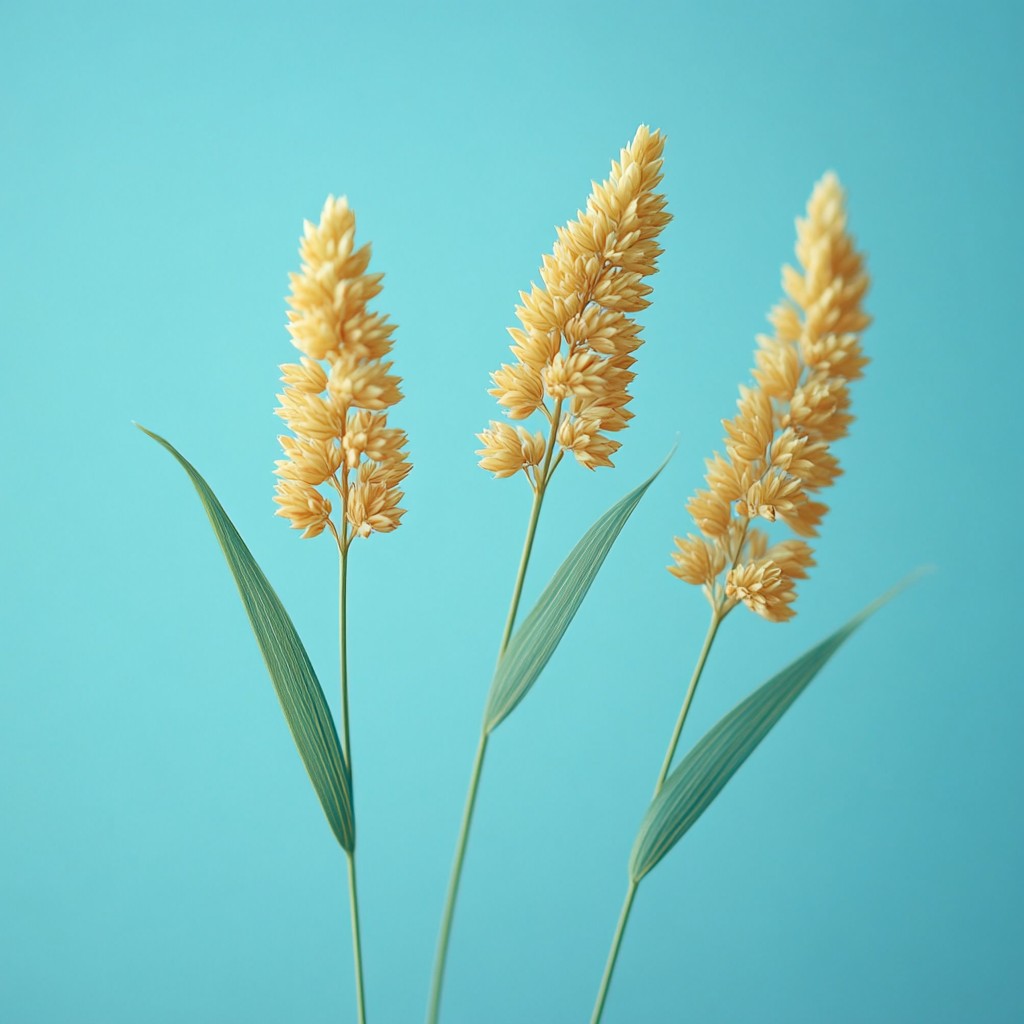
[425,732,488,1024]
[340,543,352,771]
[347,853,367,1024]
[499,396,562,652]
[339,544,368,1024]
[590,881,637,1024]
[652,610,721,794]
[499,474,548,652]
[427,407,562,1024]
[590,607,722,1023]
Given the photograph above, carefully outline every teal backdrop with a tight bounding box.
[3,2,1021,1021]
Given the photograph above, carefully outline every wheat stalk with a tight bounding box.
[591,172,872,1022]
[274,196,410,1024]
[428,125,671,1024]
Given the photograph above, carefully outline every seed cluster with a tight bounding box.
[669,174,870,621]
[274,197,410,546]
[477,125,671,486]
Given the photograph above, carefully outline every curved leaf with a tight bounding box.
[629,591,899,882]
[483,450,673,734]
[138,425,354,852]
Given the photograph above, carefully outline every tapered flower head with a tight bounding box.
[478,126,671,486]
[274,196,410,547]
[668,173,869,621]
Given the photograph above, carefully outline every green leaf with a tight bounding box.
[138,425,354,852]
[629,588,904,883]
[483,451,673,734]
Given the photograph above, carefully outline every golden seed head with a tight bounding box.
[346,474,406,537]
[725,560,797,622]
[275,436,344,486]
[686,488,733,539]
[476,421,547,480]
[668,535,727,586]
[479,126,671,482]
[556,417,621,471]
[764,539,816,580]
[280,357,328,394]
[272,479,333,539]
[274,196,410,545]
[669,173,870,621]
[327,355,403,412]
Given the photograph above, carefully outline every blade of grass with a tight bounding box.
[592,578,923,1022]
[629,583,911,883]
[138,424,354,852]
[483,448,674,734]
[429,447,673,1024]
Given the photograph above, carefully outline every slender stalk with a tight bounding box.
[499,397,562,651]
[425,732,488,1024]
[427,403,563,1024]
[426,483,546,1024]
[652,610,721,793]
[339,541,368,1024]
[347,852,368,1024]
[499,476,548,652]
[590,606,722,1024]
[339,541,352,770]
[590,881,637,1024]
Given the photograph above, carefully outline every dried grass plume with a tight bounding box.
[669,173,870,621]
[478,126,671,487]
[274,197,410,546]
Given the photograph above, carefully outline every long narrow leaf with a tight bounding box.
[138,425,354,852]
[629,588,901,882]
[483,451,673,734]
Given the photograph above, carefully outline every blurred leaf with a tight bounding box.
[138,425,354,852]
[483,451,672,734]
[629,591,898,882]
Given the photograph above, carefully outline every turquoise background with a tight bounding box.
[3,1,1021,1021]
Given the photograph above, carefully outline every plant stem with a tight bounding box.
[347,852,368,1024]
[426,489,545,1024]
[339,544,368,1024]
[425,732,488,1024]
[590,607,722,1024]
[340,543,352,770]
[653,610,721,794]
[427,410,562,1024]
[499,396,562,651]
[590,881,637,1024]
[500,474,548,652]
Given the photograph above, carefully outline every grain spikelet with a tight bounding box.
[274,196,410,547]
[668,173,869,621]
[478,126,671,484]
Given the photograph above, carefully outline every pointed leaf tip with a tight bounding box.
[483,449,673,733]
[629,582,913,883]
